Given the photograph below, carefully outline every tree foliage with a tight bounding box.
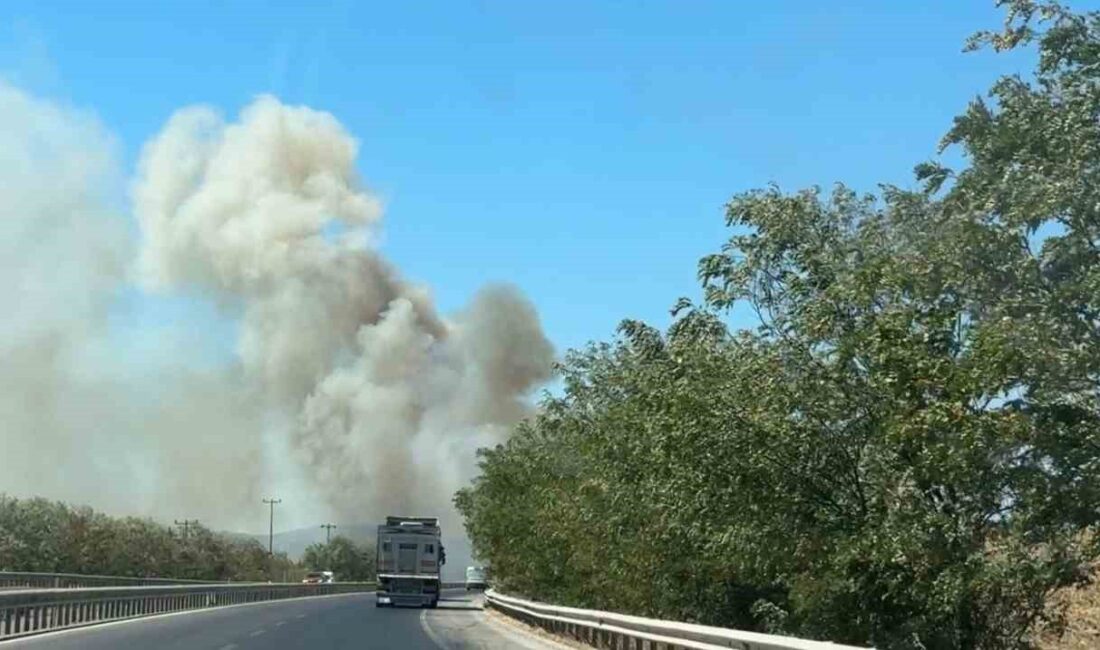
[0,494,280,582]
[456,3,1100,648]
[301,535,376,582]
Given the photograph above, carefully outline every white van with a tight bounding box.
[465,566,487,591]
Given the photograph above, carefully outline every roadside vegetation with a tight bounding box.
[0,494,295,582]
[456,2,1100,648]
[301,536,376,582]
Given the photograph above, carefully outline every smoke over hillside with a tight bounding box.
[0,84,554,534]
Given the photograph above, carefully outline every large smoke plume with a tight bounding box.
[0,84,554,537]
[0,83,267,527]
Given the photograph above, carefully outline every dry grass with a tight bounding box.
[1034,567,1100,650]
[483,607,589,649]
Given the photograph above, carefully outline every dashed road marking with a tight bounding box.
[275,620,286,627]
[249,629,266,637]
[218,645,238,650]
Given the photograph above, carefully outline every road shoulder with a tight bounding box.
[420,591,576,650]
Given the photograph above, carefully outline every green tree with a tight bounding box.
[0,494,276,582]
[458,2,1100,648]
[302,536,376,582]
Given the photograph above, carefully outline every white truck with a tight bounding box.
[375,516,445,608]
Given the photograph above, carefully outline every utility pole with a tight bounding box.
[263,498,281,556]
[320,523,337,543]
[174,519,199,539]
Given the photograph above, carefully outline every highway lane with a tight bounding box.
[4,592,431,650]
[2,589,565,650]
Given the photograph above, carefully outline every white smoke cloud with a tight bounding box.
[1,86,554,545]
[132,95,554,530]
[0,81,131,508]
[0,83,268,529]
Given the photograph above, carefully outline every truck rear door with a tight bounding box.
[421,542,438,574]
[397,542,419,573]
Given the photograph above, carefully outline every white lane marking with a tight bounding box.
[421,595,563,650]
[419,590,491,650]
[218,645,238,650]
[275,620,286,627]
[249,629,266,637]
[0,592,374,645]
[419,609,452,650]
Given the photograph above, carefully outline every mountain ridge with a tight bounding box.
[224,523,474,581]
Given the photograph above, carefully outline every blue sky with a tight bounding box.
[0,1,1058,363]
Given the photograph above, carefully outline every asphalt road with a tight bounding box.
[2,589,553,650]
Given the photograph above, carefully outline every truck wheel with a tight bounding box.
[428,598,438,609]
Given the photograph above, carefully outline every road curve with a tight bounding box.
[1,589,557,650]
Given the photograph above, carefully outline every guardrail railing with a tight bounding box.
[0,571,222,590]
[484,590,871,650]
[0,572,467,591]
[0,582,376,640]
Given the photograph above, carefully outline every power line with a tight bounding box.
[320,523,337,543]
[262,498,281,556]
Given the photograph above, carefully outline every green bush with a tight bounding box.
[0,494,274,581]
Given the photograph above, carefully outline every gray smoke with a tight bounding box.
[132,95,554,529]
[1,86,554,537]
[0,83,268,528]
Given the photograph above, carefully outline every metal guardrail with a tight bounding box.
[0,571,466,590]
[484,590,871,650]
[0,571,222,590]
[0,581,377,641]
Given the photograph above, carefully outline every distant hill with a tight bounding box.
[230,523,474,582]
